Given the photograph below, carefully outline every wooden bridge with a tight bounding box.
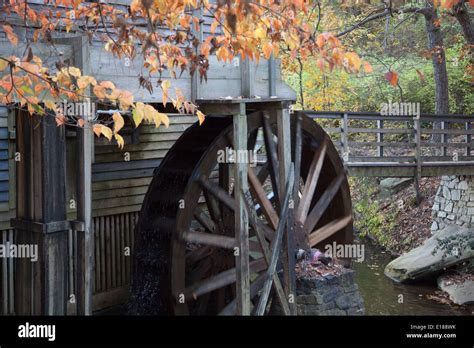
[304,111,474,178]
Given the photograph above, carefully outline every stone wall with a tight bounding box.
[295,269,365,315]
[431,175,474,232]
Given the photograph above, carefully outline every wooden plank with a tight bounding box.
[181,258,266,300]
[242,190,290,315]
[255,167,294,315]
[92,177,152,191]
[94,149,169,163]
[309,215,353,247]
[100,217,106,292]
[248,166,278,230]
[94,140,177,154]
[92,194,145,210]
[182,230,236,249]
[414,117,422,204]
[93,186,149,200]
[233,103,250,315]
[304,171,345,233]
[377,120,384,157]
[2,230,7,314]
[262,112,280,207]
[296,140,327,224]
[348,141,417,148]
[347,127,413,134]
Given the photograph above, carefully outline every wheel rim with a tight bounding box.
[133,111,353,315]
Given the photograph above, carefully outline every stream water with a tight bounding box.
[353,240,473,315]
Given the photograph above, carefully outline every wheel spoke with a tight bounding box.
[186,246,213,265]
[255,167,294,316]
[243,189,291,315]
[180,258,267,300]
[293,112,303,207]
[194,207,217,234]
[303,170,346,233]
[218,272,266,316]
[262,112,281,207]
[182,230,236,249]
[248,166,279,230]
[309,215,353,247]
[296,139,327,224]
[199,176,236,211]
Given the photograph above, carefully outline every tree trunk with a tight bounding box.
[424,7,450,115]
[423,6,449,147]
[454,0,474,55]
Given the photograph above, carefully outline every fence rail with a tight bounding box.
[303,111,474,178]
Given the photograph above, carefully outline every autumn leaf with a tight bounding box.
[385,71,399,86]
[112,112,125,134]
[77,76,97,89]
[44,99,57,111]
[100,126,113,141]
[114,134,124,149]
[133,102,145,126]
[161,80,171,107]
[3,25,18,46]
[159,112,169,127]
[93,124,102,137]
[254,27,266,39]
[55,115,66,126]
[197,110,205,125]
[263,42,273,60]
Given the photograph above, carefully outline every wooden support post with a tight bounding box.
[377,119,384,158]
[191,5,203,103]
[233,103,250,315]
[342,113,349,162]
[466,122,471,157]
[14,112,68,315]
[75,124,93,315]
[240,59,254,98]
[441,121,447,157]
[268,55,276,97]
[276,105,296,315]
[414,116,422,204]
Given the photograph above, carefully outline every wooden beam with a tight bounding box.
[242,190,290,315]
[233,102,250,315]
[296,140,327,224]
[182,230,236,249]
[248,166,278,230]
[255,167,294,315]
[304,171,345,233]
[14,111,69,315]
[309,215,353,247]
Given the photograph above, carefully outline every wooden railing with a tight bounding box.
[303,111,474,178]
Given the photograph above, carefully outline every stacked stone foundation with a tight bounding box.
[431,175,474,232]
[295,268,365,315]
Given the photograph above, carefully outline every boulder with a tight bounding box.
[438,274,474,305]
[384,225,474,283]
[379,177,413,200]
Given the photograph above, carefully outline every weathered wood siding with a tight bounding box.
[91,114,195,217]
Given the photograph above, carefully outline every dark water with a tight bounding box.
[354,240,473,316]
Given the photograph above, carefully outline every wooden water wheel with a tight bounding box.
[131,107,352,316]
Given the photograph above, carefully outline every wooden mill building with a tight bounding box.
[0,0,296,315]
